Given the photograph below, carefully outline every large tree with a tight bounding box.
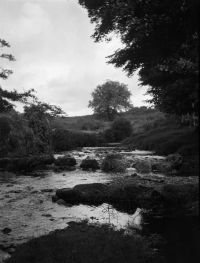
[89,80,132,120]
[79,0,199,116]
[0,38,34,112]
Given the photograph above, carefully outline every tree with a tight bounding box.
[89,80,132,120]
[0,38,34,112]
[79,0,199,116]
[24,102,65,154]
[111,117,132,141]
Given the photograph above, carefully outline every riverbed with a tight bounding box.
[0,147,199,263]
[0,147,165,251]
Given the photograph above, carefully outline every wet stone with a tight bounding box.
[2,228,12,235]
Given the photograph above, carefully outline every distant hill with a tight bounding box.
[52,107,165,134]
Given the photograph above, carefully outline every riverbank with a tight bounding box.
[5,221,164,263]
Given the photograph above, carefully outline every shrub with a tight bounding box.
[0,155,54,172]
[52,129,102,152]
[111,117,132,141]
[103,117,133,143]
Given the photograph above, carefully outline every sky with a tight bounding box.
[0,0,150,116]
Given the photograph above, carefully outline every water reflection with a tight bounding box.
[0,147,158,251]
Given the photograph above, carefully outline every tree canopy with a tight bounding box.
[79,0,199,116]
[0,38,35,112]
[89,80,132,120]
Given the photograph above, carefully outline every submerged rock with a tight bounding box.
[2,228,12,234]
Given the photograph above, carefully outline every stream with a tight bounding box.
[0,147,199,262]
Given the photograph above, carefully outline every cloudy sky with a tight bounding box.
[0,0,150,116]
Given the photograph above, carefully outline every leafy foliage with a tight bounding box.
[23,102,65,154]
[0,38,35,112]
[79,0,199,116]
[0,38,15,79]
[111,117,132,141]
[89,80,132,120]
[103,117,132,142]
[52,129,102,152]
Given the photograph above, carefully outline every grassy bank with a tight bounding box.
[124,120,199,155]
[6,221,161,263]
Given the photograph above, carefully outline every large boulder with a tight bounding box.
[166,154,183,169]
[54,155,76,167]
[56,183,109,205]
[54,180,199,217]
[101,154,127,173]
[134,159,152,173]
[80,158,100,171]
[151,161,172,174]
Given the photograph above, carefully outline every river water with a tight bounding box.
[0,147,166,252]
[1,147,199,263]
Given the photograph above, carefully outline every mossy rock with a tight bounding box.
[80,158,100,171]
[101,154,127,173]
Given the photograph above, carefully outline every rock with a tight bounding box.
[131,173,138,177]
[54,155,76,167]
[40,189,54,193]
[56,188,82,204]
[2,228,12,234]
[53,166,76,172]
[101,154,127,173]
[166,154,183,169]
[0,249,11,263]
[56,199,67,205]
[52,195,60,203]
[55,180,199,218]
[134,159,152,173]
[151,161,172,174]
[56,183,109,205]
[80,158,100,171]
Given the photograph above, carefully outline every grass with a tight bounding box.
[6,221,161,263]
[52,107,164,134]
[124,119,199,156]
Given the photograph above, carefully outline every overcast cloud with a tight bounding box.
[0,0,150,116]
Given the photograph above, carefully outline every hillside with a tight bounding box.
[52,107,165,134]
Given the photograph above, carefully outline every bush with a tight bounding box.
[103,117,132,143]
[52,129,102,152]
[0,155,54,172]
[101,154,127,173]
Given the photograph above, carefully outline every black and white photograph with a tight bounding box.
[0,0,199,262]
